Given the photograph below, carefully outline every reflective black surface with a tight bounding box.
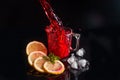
[1,0,120,80]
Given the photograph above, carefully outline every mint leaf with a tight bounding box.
[48,53,60,64]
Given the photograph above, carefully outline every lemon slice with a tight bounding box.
[28,51,47,66]
[34,57,47,73]
[26,41,47,55]
[43,60,65,75]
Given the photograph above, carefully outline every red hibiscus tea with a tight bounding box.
[45,25,73,59]
[39,0,74,59]
[39,0,80,59]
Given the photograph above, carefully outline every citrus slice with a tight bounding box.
[26,41,47,55]
[43,60,65,75]
[34,57,47,73]
[28,51,47,66]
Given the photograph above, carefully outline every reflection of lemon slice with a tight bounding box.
[26,41,47,55]
[43,60,65,75]
[34,57,47,73]
[28,51,47,66]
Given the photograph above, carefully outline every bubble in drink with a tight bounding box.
[67,53,76,64]
[76,48,85,57]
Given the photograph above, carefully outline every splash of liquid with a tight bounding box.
[39,0,63,27]
[39,0,72,59]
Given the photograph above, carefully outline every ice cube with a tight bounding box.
[78,59,88,67]
[76,48,85,57]
[71,61,78,69]
[67,53,76,64]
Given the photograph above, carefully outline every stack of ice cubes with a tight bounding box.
[67,48,89,71]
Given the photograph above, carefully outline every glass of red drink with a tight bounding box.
[45,25,80,59]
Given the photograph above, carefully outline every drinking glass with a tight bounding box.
[46,26,80,59]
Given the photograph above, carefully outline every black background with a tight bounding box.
[0,0,120,80]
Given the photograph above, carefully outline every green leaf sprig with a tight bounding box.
[48,53,60,64]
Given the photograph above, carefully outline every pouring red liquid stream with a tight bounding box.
[39,0,72,59]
